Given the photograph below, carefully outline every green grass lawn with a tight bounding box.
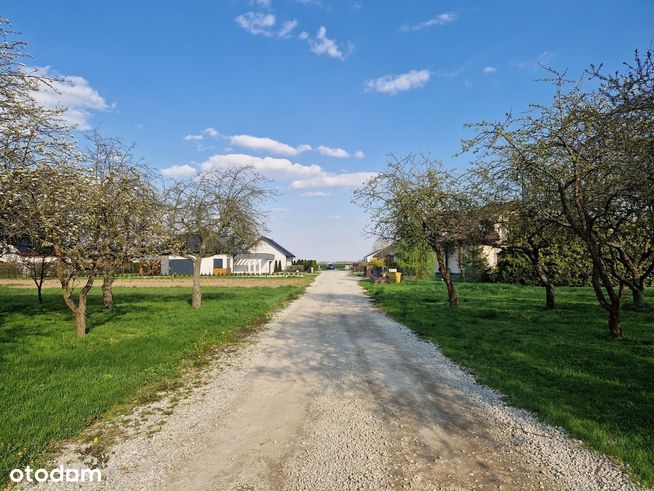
[0,284,305,485]
[363,279,654,487]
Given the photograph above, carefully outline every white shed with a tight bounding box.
[200,254,233,275]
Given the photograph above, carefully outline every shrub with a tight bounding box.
[461,246,491,282]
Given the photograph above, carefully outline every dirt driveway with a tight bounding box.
[35,271,636,490]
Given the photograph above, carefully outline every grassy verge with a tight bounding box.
[363,279,654,487]
[0,283,307,485]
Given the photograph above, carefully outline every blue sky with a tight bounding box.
[5,1,654,260]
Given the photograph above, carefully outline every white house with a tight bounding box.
[157,236,295,276]
[363,245,396,263]
[439,245,502,275]
[232,253,275,274]
[235,236,295,273]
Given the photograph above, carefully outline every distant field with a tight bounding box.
[0,274,316,289]
[363,279,654,487]
[0,283,308,485]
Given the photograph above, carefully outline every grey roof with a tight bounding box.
[257,236,295,258]
[234,253,275,261]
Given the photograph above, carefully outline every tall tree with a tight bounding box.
[0,18,75,174]
[464,52,654,336]
[2,163,101,336]
[590,52,654,308]
[354,154,477,306]
[84,132,163,309]
[165,166,273,309]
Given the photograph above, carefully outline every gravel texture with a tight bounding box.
[20,271,641,490]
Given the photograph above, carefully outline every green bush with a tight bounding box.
[394,241,435,279]
[461,246,491,282]
[491,241,593,287]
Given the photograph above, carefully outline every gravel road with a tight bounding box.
[32,271,638,490]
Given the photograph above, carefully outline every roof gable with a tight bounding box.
[256,236,295,258]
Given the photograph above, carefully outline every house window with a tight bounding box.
[213,258,223,268]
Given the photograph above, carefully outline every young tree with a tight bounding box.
[84,132,163,309]
[19,251,53,304]
[2,163,101,336]
[165,166,273,308]
[354,154,477,306]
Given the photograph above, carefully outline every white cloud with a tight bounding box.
[229,134,311,156]
[204,127,220,137]
[317,145,349,158]
[309,26,345,60]
[201,153,322,180]
[199,151,375,190]
[482,66,496,74]
[183,134,204,141]
[365,69,431,95]
[291,171,377,189]
[161,164,197,177]
[299,31,309,40]
[401,12,457,31]
[252,0,271,6]
[354,150,365,159]
[278,19,298,38]
[300,191,331,197]
[235,12,276,36]
[30,66,109,130]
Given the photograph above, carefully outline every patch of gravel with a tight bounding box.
[282,382,393,490]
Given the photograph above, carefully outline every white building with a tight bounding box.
[232,253,275,274]
[158,236,295,276]
[235,237,295,273]
[439,245,502,275]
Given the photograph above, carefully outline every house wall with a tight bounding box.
[200,254,233,275]
[169,258,193,275]
[249,240,293,270]
[436,244,502,276]
[233,257,274,274]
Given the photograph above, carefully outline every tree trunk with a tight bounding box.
[544,282,555,310]
[608,303,623,338]
[37,285,43,304]
[631,285,648,309]
[60,275,95,337]
[435,246,459,307]
[192,256,202,309]
[75,292,88,337]
[528,252,555,309]
[102,271,114,309]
